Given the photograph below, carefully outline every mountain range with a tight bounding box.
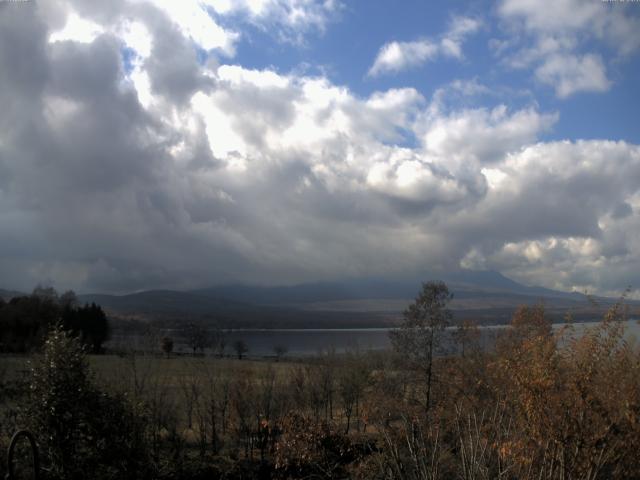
[2,271,633,329]
[80,271,632,328]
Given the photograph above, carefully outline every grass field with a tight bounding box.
[3,312,640,479]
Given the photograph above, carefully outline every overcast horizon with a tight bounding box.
[1,0,639,297]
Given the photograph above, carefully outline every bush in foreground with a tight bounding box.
[23,326,150,480]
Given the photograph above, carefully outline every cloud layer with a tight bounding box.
[0,1,639,297]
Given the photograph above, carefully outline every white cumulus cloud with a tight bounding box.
[496,0,640,98]
[368,16,481,76]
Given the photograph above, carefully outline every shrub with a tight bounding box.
[24,326,151,479]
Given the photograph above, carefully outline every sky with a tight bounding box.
[0,0,639,296]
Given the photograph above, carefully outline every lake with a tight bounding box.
[110,320,640,357]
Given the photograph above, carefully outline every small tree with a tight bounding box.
[31,285,59,303]
[233,339,248,360]
[389,280,452,416]
[160,336,174,358]
[273,344,288,361]
[25,326,93,478]
[59,290,79,309]
[183,322,209,356]
[211,325,228,358]
[25,326,149,479]
[339,357,369,434]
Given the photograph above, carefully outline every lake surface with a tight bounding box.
[110,320,640,357]
[221,320,640,357]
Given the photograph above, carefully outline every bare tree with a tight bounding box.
[253,366,277,462]
[231,376,254,458]
[319,350,336,421]
[389,281,452,417]
[233,339,249,360]
[273,344,288,361]
[338,354,370,434]
[178,367,201,431]
[304,364,325,425]
[160,336,173,358]
[211,325,228,358]
[198,363,231,454]
[183,322,209,356]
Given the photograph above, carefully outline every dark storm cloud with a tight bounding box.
[143,12,216,105]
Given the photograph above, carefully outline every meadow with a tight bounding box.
[1,300,640,479]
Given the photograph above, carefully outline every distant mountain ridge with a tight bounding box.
[3,271,631,328]
[0,288,26,301]
[190,270,586,305]
[78,270,614,324]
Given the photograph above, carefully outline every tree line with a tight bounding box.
[0,286,109,353]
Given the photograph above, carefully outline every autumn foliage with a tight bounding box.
[1,291,639,479]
